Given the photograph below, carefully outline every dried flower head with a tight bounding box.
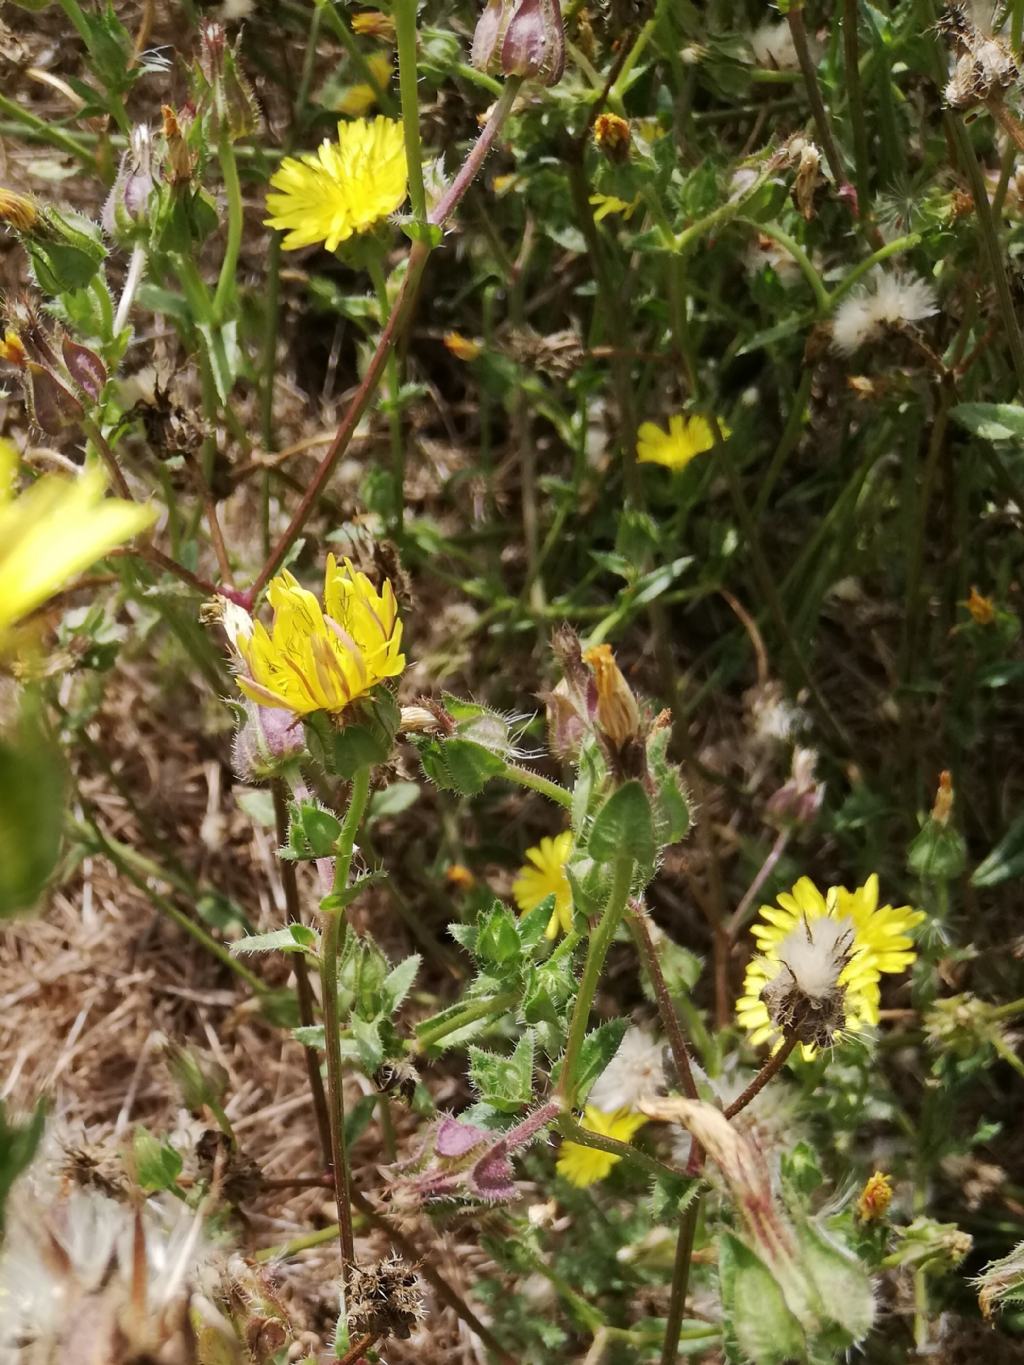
[737,875,925,1055]
[583,643,641,748]
[831,269,938,354]
[973,1239,1024,1317]
[766,747,825,828]
[229,555,405,717]
[748,20,802,70]
[265,116,407,251]
[0,186,39,233]
[345,1253,425,1341]
[965,585,995,625]
[939,2,1018,109]
[499,0,565,85]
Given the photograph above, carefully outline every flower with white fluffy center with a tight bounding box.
[748,21,801,70]
[832,270,938,354]
[588,1027,665,1111]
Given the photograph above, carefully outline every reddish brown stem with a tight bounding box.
[337,1331,380,1365]
[723,1032,800,1120]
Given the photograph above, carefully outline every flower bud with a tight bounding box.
[856,1170,893,1223]
[102,124,158,238]
[162,105,197,186]
[965,585,995,625]
[583,643,641,748]
[195,20,260,142]
[61,335,106,402]
[471,0,516,72]
[907,769,966,881]
[593,113,630,162]
[500,0,565,85]
[0,187,38,233]
[766,747,824,828]
[232,700,306,780]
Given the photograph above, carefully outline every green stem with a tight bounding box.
[367,252,406,535]
[559,854,635,1106]
[842,0,872,215]
[213,134,244,322]
[660,1199,700,1365]
[827,232,922,306]
[82,821,266,994]
[501,761,573,809]
[737,218,829,314]
[321,766,372,1278]
[554,1115,685,1184]
[394,0,426,226]
[0,92,93,167]
[414,990,519,1051]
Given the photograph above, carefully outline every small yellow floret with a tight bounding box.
[512,831,573,940]
[636,413,728,471]
[857,1170,894,1222]
[233,555,405,717]
[264,116,407,252]
[556,1106,647,1187]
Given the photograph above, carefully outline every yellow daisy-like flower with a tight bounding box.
[589,192,640,222]
[736,874,924,1055]
[264,116,407,252]
[556,1106,647,1188]
[233,554,405,717]
[511,831,573,940]
[636,413,730,471]
[0,438,155,651]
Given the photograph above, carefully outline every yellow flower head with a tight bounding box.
[264,116,407,252]
[512,831,573,940]
[965,585,995,625]
[556,1106,647,1188]
[443,331,483,362]
[335,53,393,118]
[0,439,156,650]
[352,11,396,40]
[636,413,729,471]
[857,1170,894,1222]
[0,187,38,233]
[232,554,405,717]
[736,874,925,1056]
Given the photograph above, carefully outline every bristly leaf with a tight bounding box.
[231,923,319,956]
[468,1031,536,1113]
[588,780,655,876]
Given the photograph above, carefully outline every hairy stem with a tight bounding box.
[321,766,372,1277]
[723,1032,800,1120]
[559,854,635,1106]
[501,760,573,808]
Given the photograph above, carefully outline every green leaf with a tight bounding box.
[795,1216,875,1342]
[284,800,343,860]
[468,1031,536,1113]
[719,1232,806,1365]
[235,788,277,828]
[0,1101,46,1234]
[351,1015,384,1071]
[573,1017,629,1103]
[951,401,1024,442]
[476,903,522,967]
[0,717,66,919]
[588,780,655,875]
[293,1024,325,1049]
[196,319,240,404]
[402,219,444,247]
[971,810,1024,888]
[343,1092,379,1148]
[133,1127,184,1193]
[366,781,421,823]
[382,953,421,1012]
[232,923,319,956]
[419,736,507,796]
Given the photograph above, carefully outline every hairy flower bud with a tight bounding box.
[232,700,306,780]
[103,124,158,238]
[500,0,565,85]
[583,643,641,748]
[471,0,516,72]
[0,187,39,233]
[162,105,197,186]
[856,1170,894,1222]
[593,113,630,162]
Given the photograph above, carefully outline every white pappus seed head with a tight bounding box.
[774,914,854,1000]
[832,270,938,354]
[588,1027,666,1111]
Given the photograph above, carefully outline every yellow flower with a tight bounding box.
[965,585,995,625]
[264,116,407,252]
[557,1106,647,1188]
[589,192,639,222]
[512,831,573,940]
[736,874,924,1054]
[0,187,38,232]
[0,439,155,650]
[857,1170,894,1222]
[636,413,729,471]
[443,331,483,361]
[335,53,393,118]
[233,555,405,716]
[352,11,396,40]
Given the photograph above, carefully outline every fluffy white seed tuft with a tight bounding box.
[832,271,938,354]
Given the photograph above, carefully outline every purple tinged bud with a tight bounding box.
[435,1115,490,1158]
[61,336,107,402]
[232,701,307,780]
[102,125,158,238]
[471,0,516,72]
[500,0,565,85]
